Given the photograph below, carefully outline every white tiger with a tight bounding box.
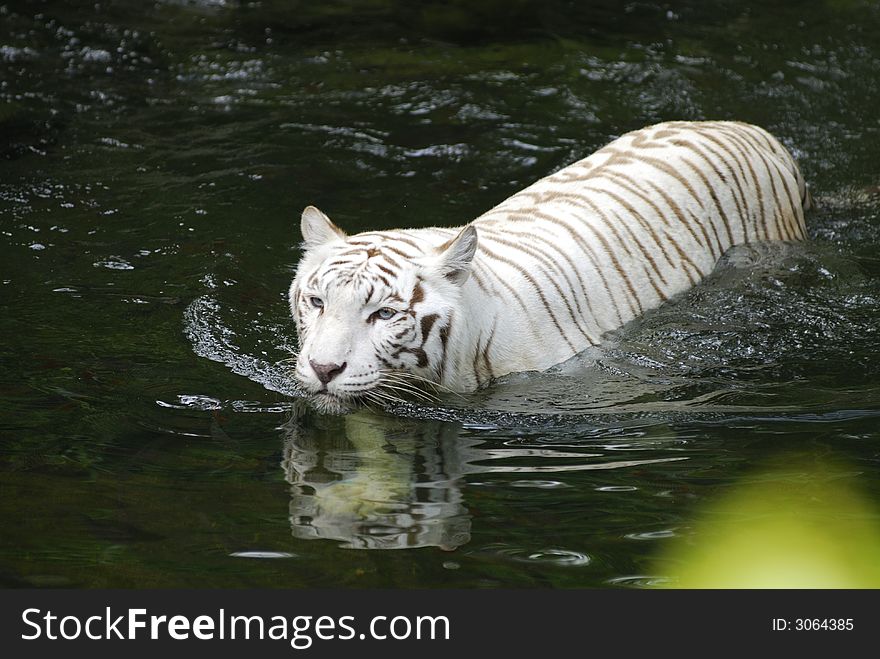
[289,120,810,413]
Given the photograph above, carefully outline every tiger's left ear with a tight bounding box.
[300,206,347,250]
[433,225,478,286]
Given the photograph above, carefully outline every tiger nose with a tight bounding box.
[309,360,347,385]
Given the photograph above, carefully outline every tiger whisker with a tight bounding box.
[379,371,437,388]
[361,391,390,410]
[381,369,442,385]
[376,380,438,403]
[382,388,435,404]
[365,389,403,406]
[380,370,465,400]
[376,376,430,394]
[378,378,442,402]
[395,375,460,397]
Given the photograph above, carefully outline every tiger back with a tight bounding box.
[288,121,810,412]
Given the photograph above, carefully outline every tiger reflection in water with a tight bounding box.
[281,403,474,550]
[280,402,691,550]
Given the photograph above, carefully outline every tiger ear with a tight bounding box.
[434,225,478,286]
[300,206,347,249]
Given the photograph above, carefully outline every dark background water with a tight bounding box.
[2,0,880,588]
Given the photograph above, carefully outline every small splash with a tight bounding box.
[94,257,134,270]
[478,544,591,567]
[183,294,300,397]
[80,47,112,63]
[98,137,141,149]
[625,529,678,540]
[523,549,592,566]
[0,45,38,62]
[509,480,571,489]
[607,575,676,588]
[229,400,290,414]
[230,551,298,559]
[156,395,223,411]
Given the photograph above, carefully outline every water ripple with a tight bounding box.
[476,545,592,567]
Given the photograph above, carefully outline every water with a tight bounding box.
[2,0,880,588]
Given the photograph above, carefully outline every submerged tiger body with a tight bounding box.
[289,120,810,413]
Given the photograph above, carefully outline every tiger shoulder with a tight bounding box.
[288,120,810,413]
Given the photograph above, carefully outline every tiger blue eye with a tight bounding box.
[377,307,396,320]
[309,296,324,309]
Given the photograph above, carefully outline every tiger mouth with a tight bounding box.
[307,390,358,414]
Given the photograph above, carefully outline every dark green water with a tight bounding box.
[2,0,880,588]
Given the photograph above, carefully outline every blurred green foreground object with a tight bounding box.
[657,460,880,588]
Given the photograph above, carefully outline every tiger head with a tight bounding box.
[288,206,477,413]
